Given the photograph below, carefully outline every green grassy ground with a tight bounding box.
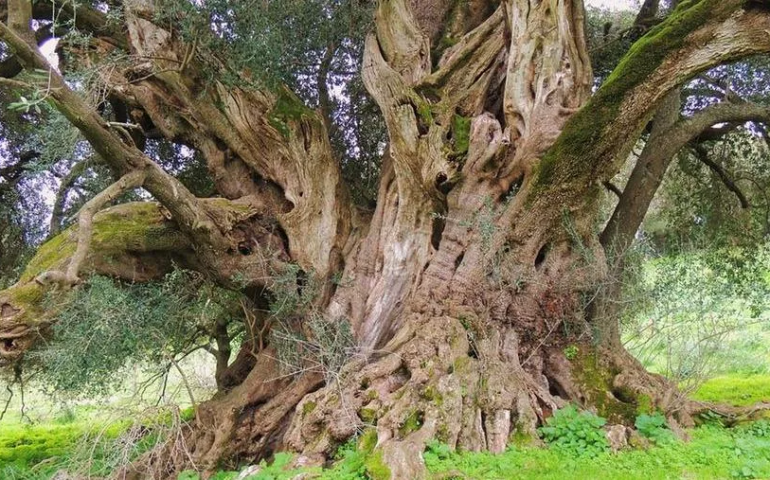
[163,422,770,480]
[3,411,770,479]
[2,370,769,479]
[0,421,123,479]
[693,374,770,407]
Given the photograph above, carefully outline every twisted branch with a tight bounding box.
[36,169,147,286]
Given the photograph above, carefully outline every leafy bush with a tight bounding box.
[537,405,609,457]
[635,413,676,445]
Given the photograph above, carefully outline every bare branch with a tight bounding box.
[692,144,751,209]
[50,160,92,235]
[603,181,622,198]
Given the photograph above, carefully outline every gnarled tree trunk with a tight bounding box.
[3,0,770,478]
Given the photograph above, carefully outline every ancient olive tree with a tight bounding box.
[2,0,770,477]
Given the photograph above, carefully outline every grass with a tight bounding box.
[0,404,196,479]
[4,420,770,479]
[139,422,770,480]
[0,420,125,479]
[692,374,770,407]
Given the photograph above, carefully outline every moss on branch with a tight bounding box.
[21,202,188,283]
[268,87,316,138]
[533,0,734,194]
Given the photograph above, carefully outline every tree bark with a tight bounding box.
[3,0,770,478]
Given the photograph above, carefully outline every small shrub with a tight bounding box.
[635,413,676,445]
[538,405,609,457]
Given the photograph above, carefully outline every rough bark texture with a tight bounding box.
[3,0,770,478]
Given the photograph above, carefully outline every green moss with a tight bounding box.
[91,203,186,251]
[21,232,75,282]
[436,424,451,444]
[268,87,314,138]
[509,427,537,447]
[21,203,188,283]
[359,408,378,424]
[421,386,444,406]
[398,410,424,437]
[9,283,45,305]
[451,114,471,157]
[572,351,636,424]
[636,394,653,416]
[358,428,378,453]
[533,0,721,194]
[415,97,434,126]
[302,401,317,415]
[453,356,471,373]
[364,450,392,480]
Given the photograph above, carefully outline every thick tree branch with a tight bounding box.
[0,16,228,249]
[535,0,770,215]
[602,98,770,251]
[28,0,128,49]
[603,181,622,198]
[692,144,751,209]
[37,169,147,286]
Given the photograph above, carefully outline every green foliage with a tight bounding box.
[537,405,609,457]
[155,0,372,89]
[623,242,770,390]
[635,413,676,445]
[646,131,770,249]
[585,6,638,86]
[423,424,770,480]
[738,420,770,439]
[0,406,187,479]
[32,269,240,397]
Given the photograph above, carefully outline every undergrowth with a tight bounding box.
[693,374,770,407]
[423,424,770,480]
[0,406,195,479]
[161,422,770,480]
[3,407,770,479]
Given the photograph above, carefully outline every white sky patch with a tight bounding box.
[40,38,59,70]
[585,0,638,10]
